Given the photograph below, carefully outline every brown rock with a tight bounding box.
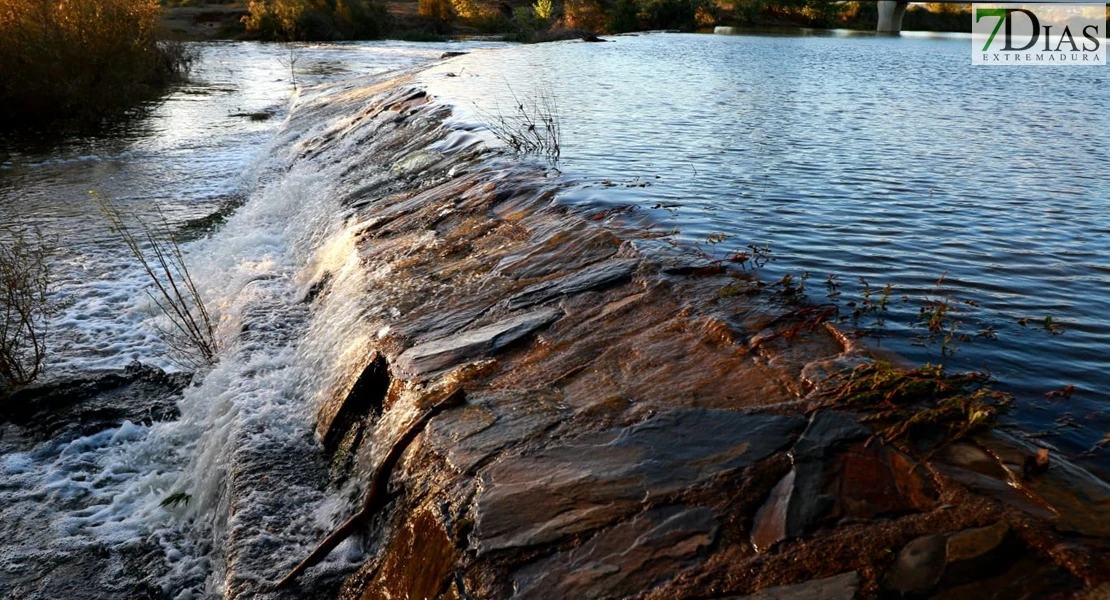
[505,258,637,311]
[942,522,1013,584]
[346,507,458,600]
[512,505,717,600]
[316,353,389,453]
[425,389,566,474]
[825,441,937,521]
[722,571,860,600]
[473,409,804,552]
[882,533,948,594]
[396,308,563,376]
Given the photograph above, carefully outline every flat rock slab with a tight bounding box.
[505,259,638,311]
[936,435,1110,537]
[426,389,567,474]
[512,505,718,600]
[720,571,859,600]
[396,308,562,376]
[473,409,804,552]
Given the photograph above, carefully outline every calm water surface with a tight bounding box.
[423,32,1110,464]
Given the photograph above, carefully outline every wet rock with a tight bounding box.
[316,353,390,453]
[343,507,458,600]
[980,432,1110,538]
[799,353,869,390]
[512,505,718,600]
[792,410,870,461]
[884,533,948,594]
[473,409,804,552]
[722,571,860,600]
[824,441,937,520]
[750,467,797,553]
[884,523,1020,596]
[494,227,621,280]
[440,51,468,59]
[1,362,190,450]
[396,308,563,376]
[930,554,1081,600]
[943,522,1012,582]
[301,270,333,303]
[750,411,872,550]
[505,258,637,311]
[936,435,1110,535]
[426,389,566,474]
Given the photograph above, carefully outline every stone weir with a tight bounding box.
[239,71,1110,599]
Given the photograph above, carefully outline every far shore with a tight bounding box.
[160,0,972,42]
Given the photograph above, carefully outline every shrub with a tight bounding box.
[608,0,640,32]
[243,0,390,40]
[418,0,456,30]
[0,0,194,128]
[563,0,607,31]
[0,227,54,388]
[477,84,561,164]
[533,0,554,22]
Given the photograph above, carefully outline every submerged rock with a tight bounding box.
[0,361,190,451]
[504,258,637,311]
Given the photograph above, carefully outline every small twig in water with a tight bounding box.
[274,389,467,589]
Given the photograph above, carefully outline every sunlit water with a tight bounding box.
[0,40,503,597]
[1,31,1108,598]
[422,31,1110,464]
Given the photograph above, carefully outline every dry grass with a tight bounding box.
[0,0,194,127]
[97,196,218,369]
[476,83,562,164]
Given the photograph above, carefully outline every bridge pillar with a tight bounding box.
[877,0,909,33]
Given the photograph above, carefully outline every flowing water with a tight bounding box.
[0,31,1108,597]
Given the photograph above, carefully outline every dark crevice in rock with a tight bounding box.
[278,389,467,589]
[318,353,391,480]
[301,270,334,304]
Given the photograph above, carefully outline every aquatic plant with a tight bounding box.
[97,195,219,368]
[0,0,195,128]
[822,361,1013,448]
[478,84,562,164]
[0,227,55,388]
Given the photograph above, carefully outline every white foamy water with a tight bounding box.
[0,41,504,598]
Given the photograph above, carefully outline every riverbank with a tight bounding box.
[158,0,973,41]
[211,68,1110,598]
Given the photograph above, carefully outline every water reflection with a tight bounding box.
[423,32,1110,465]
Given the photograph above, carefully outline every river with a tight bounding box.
[0,31,1107,597]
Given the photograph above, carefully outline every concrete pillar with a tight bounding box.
[877,0,909,33]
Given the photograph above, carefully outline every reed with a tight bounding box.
[97,196,218,369]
